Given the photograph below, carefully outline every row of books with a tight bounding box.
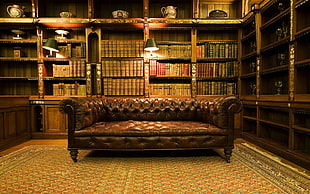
[53,82,86,96]
[157,44,191,58]
[196,61,238,78]
[149,83,191,96]
[150,61,191,77]
[103,78,144,96]
[101,40,144,58]
[57,43,86,58]
[102,60,143,77]
[53,60,86,77]
[196,42,238,58]
[197,81,237,95]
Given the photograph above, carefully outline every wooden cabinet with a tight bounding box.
[240,0,310,170]
[29,97,68,138]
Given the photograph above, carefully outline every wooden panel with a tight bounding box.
[6,111,17,138]
[17,109,29,135]
[44,105,67,133]
[0,112,4,140]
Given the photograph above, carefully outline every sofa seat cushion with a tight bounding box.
[74,120,227,137]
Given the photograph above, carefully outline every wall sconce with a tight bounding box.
[43,38,59,57]
[144,38,159,57]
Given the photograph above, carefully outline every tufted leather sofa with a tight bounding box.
[59,96,242,162]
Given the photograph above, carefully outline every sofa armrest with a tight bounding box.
[59,97,106,131]
[202,96,242,130]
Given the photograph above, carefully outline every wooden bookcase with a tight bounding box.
[0,0,242,141]
[196,27,239,96]
[240,0,310,170]
[4,0,309,172]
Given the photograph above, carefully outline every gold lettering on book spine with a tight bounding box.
[96,63,102,97]
[86,63,92,97]
[191,63,196,97]
[38,63,44,98]
[289,44,295,101]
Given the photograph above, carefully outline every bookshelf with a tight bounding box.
[101,27,144,96]
[41,28,87,97]
[240,0,310,170]
[0,26,38,96]
[0,0,242,142]
[196,28,239,96]
[148,28,192,96]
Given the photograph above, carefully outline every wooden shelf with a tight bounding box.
[242,115,257,121]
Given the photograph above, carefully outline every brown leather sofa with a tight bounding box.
[59,96,242,162]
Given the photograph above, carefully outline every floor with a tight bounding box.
[0,139,67,157]
[1,138,309,176]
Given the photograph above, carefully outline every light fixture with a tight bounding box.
[12,30,25,40]
[144,38,159,52]
[43,38,59,57]
[55,29,69,39]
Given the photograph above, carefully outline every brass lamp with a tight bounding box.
[43,38,59,57]
[144,38,159,52]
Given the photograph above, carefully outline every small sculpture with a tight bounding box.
[250,83,256,95]
[275,81,283,95]
[250,61,256,73]
[7,4,25,18]
[276,28,283,40]
[161,6,177,18]
[277,2,285,11]
[277,53,286,66]
[59,11,73,18]
[112,10,129,18]
[209,10,228,18]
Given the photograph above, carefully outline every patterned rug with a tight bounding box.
[0,143,309,193]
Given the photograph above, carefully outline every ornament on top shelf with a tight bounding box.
[59,11,73,18]
[112,10,129,18]
[7,4,25,18]
[161,6,177,18]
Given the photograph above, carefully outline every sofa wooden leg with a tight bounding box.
[69,149,78,162]
[224,148,232,163]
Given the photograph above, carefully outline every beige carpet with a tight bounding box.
[0,143,309,193]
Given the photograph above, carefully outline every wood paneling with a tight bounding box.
[44,105,67,133]
[0,97,30,151]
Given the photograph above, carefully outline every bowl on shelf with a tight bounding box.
[59,11,73,18]
[112,10,128,18]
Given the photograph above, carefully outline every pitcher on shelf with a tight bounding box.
[161,6,177,18]
[7,4,26,18]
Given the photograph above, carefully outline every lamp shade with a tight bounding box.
[43,38,59,52]
[144,38,159,51]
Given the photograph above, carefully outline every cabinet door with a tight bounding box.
[43,105,67,133]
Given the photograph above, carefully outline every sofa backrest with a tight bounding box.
[101,98,204,121]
